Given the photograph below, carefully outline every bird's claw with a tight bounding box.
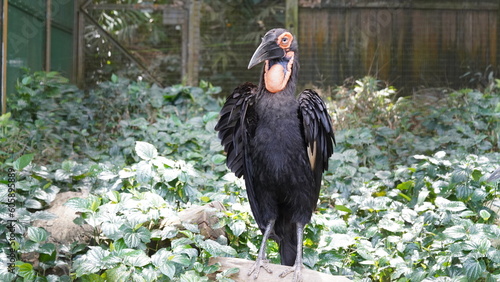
[248,259,273,279]
[279,264,303,282]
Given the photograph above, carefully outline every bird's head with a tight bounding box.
[248,28,298,93]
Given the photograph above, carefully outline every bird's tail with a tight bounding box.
[277,222,297,266]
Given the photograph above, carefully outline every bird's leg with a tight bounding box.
[248,219,275,279]
[279,222,304,282]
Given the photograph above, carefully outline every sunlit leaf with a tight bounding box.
[435,197,467,212]
[479,210,491,221]
[123,250,150,267]
[135,141,158,160]
[105,265,131,282]
[443,226,467,240]
[27,226,48,243]
[228,220,246,237]
[16,262,36,280]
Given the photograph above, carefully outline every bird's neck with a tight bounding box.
[260,53,298,95]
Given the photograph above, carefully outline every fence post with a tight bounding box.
[497,1,500,69]
[46,0,51,71]
[286,0,298,35]
[186,0,201,86]
[73,0,89,88]
[1,0,8,115]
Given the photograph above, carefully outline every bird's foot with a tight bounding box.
[279,263,303,282]
[248,258,273,279]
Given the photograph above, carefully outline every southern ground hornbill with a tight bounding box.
[215,28,335,281]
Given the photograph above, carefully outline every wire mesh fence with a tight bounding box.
[82,0,499,95]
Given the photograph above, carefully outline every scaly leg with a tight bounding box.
[248,219,275,279]
[279,222,304,282]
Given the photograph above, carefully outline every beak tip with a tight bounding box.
[247,59,258,69]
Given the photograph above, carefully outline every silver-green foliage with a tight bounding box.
[1,74,499,281]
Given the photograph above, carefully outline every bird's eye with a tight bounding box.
[278,32,293,49]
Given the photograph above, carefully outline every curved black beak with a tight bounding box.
[247,38,285,69]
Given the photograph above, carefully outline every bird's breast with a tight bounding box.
[252,94,308,177]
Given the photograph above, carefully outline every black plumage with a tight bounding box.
[215,28,335,282]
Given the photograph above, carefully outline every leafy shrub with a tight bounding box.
[315,151,500,281]
[1,73,499,281]
[331,76,500,167]
[66,141,250,281]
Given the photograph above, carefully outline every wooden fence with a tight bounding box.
[296,0,500,92]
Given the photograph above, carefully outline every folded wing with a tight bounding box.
[298,89,336,187]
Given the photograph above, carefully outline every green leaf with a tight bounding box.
[27,226,48,243]
[379,217,404,233]
[398,192,411,201]
[106,265,131,282]
[170,254,192,267]
[162,167,181,182]
[199,239,237,257]
[375,170,391,179]
[123,250,150,267]
[228,220,246,237]
[39,242,56,255]
[64,197,91,213]
[135,141,158,160]
[25,199,43,209]
[152,250,176,279]
[108,191,120,203]
[0,112,11,125]
[479,209,491,221]
[396,180,414,190]
[443,226,467,240]
[22,76,32,85]
[136,160,154,183]
[211,154,226,165]
[327,234,356,250]
[123,227,151,248]
[203,263,219,274]
[13,154,34,171]
[110,239,128,252]
[335,205,352,213]
[203,111,219,123]
[435,197,467,212]
[79,273,105,282]
[75,247,110,276]
[88,195,102,212]
[111,74,118,83]
[451,169,469,183]
[472,169,483,181]
[219,267,240,278]
[401,208,418,223]
[463,258,485,281]
[39,249,57,263]
[179,270,207,282]
[16,262,36,280]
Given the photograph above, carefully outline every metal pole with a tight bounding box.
[1,0,8,115]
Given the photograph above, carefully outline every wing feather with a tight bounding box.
[215,83,257,178]
[215,83,260,224]
[298,89,336,183]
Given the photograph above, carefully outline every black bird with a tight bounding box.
[215,28,335,281]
